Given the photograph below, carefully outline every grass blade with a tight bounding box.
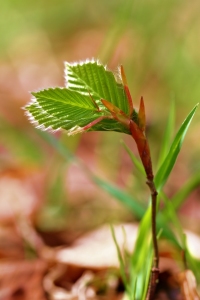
[121,140,145,176]
[160,191,185,249]
[159,192,200,280]
[38,131,75,162]
[155,104,198,192]
[130,209,153,300]
[110,225,130,295]
[171,172,200,210]
[89,176,145,219]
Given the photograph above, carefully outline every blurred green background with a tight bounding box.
[0,0,200,234]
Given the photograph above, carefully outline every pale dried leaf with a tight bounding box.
[44,266,96,300]
[0,169,44,223]
[56,224,138,268]
[185,230,200,260]
[178,269,200,300]
[44,264,75,300]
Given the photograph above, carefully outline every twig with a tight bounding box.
[146,179,159,269]
[146,178,159,300]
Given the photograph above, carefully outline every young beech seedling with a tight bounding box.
[25,60,159,299]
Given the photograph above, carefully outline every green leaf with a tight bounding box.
[25,87,103,131]
[65,60,130,114]
[155,104,198,191]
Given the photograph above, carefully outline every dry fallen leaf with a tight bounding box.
[178,269,200,300]
[56,223,138,269]
[0,168,44,224]
[184,230,200,260]
[44,267,96,300]
[0,260,47,300]
[0,227,25,260]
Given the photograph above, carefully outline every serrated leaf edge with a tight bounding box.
[64,59,122,90]
[23,96,62,133]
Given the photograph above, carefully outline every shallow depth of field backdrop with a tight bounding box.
[1,0,200,235]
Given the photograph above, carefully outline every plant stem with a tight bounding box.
[146,178,159,268]
[129,109,160,299]
[146,178,159,300]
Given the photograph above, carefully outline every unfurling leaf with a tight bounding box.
[120,65,134,116]
[138,97,146,131]
[25,60,138,135]
[24,59,154,179]
[130,120,153,180]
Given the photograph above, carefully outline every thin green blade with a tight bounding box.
[130,208,153,300]
[121,140,145,176]
[171,172,200,210]
[160,191,185,249]
[93,176,145,219]
[155,104,198,191]
[110,225,130,295]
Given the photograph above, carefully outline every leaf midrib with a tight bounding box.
[34,94,97,111]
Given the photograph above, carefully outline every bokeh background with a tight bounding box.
[1,0,200,237]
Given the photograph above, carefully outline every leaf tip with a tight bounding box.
[138,96,146,131]
[120,65,128,86]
